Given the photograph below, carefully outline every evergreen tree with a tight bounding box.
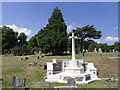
[18,33,27,46]
[37,7,67,55]
[28,34,39,54]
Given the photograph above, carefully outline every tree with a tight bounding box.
[19,44,31,56]
[18,33,27,46]
[88,42,98,52]
[28,34,39,54]
[114,42,120,52]
[1,26,18,53]
[97,43,109,52]
[36,7,67,55]
[73,25,101,52]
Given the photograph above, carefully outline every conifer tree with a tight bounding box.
[37,7,67,55]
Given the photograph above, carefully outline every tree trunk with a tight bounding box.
[80,41,83,53]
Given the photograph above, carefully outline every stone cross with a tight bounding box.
[69,33,78,61]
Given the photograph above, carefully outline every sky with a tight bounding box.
[1,2,118,45]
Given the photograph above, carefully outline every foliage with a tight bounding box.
[68,25,101,52]
[1,26,18,53]
[114,42,120,52]
[36,7,67,55]
[88,42,98,52]
[97,43,110,52]
[1,26,32,56]
[18,33,27,46]
[10,46,20,56]
[28,35,39,54]
[19,44,32,56]
[88,42,113,52]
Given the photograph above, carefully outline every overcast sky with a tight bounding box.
[1,2,118,45]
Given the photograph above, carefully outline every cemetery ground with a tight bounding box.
[1,52,119,88]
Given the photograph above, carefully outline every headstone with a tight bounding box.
[98,48,102,53]
[113,49,115,53]
[0,78,3,81]
[82,49,85,56]
[39,51,42,54]
[44,64,47,70]
[86,50,88,53]
[11,76,26,87]
[67,78,76,84]
[67,51,70,54]
[25,57,28,60]
[94,48,97,53]
[85,74,91,81]
[20,58,23,61]
[34,51,37,55]
[86,50,88,56]
[83,49,85,52]
[116,51,118,52]
[37,56,40,59]
[53,62,62,74]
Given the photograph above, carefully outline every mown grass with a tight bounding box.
[1,52,119,88]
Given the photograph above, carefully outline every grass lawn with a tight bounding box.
[1,52,119,88]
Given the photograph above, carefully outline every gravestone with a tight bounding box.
[44,64,47,70]
[85,74,91,81]
[98,48,102,53]
[86,50,88,56]
[82,49,85,56]
[11,76,26,87]
[25,57,28,60]
[34,51,37,55]
[113,49,115,53]
[67,78,76,84]
[86,50,88,53]
[39,51,41,54]
[0,78,3,81]
[94,48,97,53]
[37,56,40,59]
[41,55,44,58]
[53,62,62,74]
[67,51,70,54]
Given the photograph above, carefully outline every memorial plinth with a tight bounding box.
[45,33,100,84]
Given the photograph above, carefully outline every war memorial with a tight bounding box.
[45,33,100,84]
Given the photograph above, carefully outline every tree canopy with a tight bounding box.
[1,26,32,55]
[1,26,18,53]
[36,7,67,55]
[71,25,102,52]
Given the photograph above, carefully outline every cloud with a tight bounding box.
[67,23,76,33]
[5,24,31,36]
[105,36,119,42]
[96,41,101,44]
[113,26,118,30]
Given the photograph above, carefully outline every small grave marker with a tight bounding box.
[11,76,26,87]
[67,78,76,84]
